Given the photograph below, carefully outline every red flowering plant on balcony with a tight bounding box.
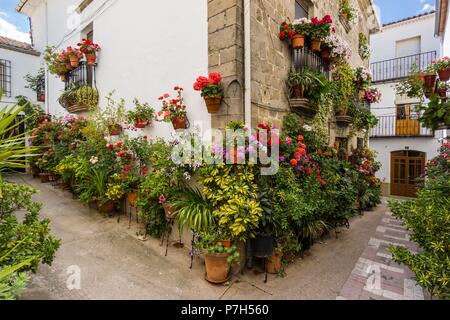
[309,15,333,40]
[156,87,187,122]
[279,21,295,40]
[77,39,101,55]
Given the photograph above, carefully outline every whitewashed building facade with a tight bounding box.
[369,12,446,197]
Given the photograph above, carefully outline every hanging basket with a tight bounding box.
[292,34,305,49]
[204,96,222,113]
[423,73,437,90]
[310,38,321,52]
[438,67,450,82]
[171,116,187,130]
[86,53,97,65]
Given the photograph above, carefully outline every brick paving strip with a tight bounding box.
[337,205,425,300]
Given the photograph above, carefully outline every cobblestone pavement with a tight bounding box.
[338,202,425,300]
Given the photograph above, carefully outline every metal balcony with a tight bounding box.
[65,61,96,90]
[293,47,329,78]
[370,51,437,83]
[370,115,434,137]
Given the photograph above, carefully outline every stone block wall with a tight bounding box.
[208,0,245,130]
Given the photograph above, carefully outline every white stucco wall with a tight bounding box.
[24,0,210,139]
[371,13,440,63]
[369,13,444,188]
[0,47,42,106]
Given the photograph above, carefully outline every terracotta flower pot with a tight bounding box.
[204,252,230,284]
[291,34,305,49]
[38,94,45,102]
[337,108,348,116]
[98,200,115,213]
[171,116,187,130]
[438,67,450,82]
[65,62,73,71]
[108,124,122,136]
[438,88,447,97]
[86,53,97,65]
[267,252,282,274]
[60,74,66,82]
[127,192,138,207]
[310,38,321,52]
[359,89,366,99]
[39,172,50,183]
[218,240,232,248]
[163,203,177,219]
[423,73,437,90]
[204,96,222,113]
[291,85,304,99]
[69,56,80,68]
[321,48,331,61]
[424,88,435,98]
[68,143,77,150]
[134,120,149,129]
[417,72,425,82]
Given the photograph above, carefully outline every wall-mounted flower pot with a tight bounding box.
[108,124,122,136]
[251,233,274,258]
[310,38,321,52]
[98,200,115,213]
[292,34,305,49]
[204,96,222,113]
[134,120,149,128]
[127,192,138,207]
[438,67,450,82]
[60,74,66,82]
[321,48,331,61]
[291,85,304,99]
[204,252,230,284]
[423,73,437,90]
[335,109,352,127]
[65,62,73,71]
[163,203,177,219]
[438,88,447,98]
[171,116,187,130]
[39,172,50,183]
[37,94,45,102]
[69,56,80,68]
[267,252,282,274]
[86,53,97,65]
[289,98,316,118]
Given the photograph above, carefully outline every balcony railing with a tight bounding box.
[370,51,436,83]
[370,115,434,137]
[293,47,329,78]
[65,61,96,90]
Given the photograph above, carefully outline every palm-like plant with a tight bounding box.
[0,90,38,171]
[173,186,214,233]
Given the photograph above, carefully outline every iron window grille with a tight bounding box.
[0,59,12,97]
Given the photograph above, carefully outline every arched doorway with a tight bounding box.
[391,150,426,197]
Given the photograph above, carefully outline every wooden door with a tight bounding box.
[396,105,420,136]
[391,151,425,197]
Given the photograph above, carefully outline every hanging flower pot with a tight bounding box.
[204,96,222,113]
[127,192,138,207]
[65,62,73,71]
[423,73,437,90]
[38,94,45,102]
[86,53,97,65]
[108,124,122,136]
[251,233,275,258]
[438,67,450,82]
[60,74,66,82]
[204,252,230,284]
[163,203,177,219]
[98,200,115,213]
[291,85,304,99]
[292,34,305,49]
[321,48,331,61]
[310,38,321,52]
[134,120,149,129]
[39,172,50,183]
[69,55,80,68]
[171,116,187,130]
[267,252,282,274]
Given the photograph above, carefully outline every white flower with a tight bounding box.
[303,125,312,132]
[90,156,99,164]
[184,172,191,180]
[292,18,310,25]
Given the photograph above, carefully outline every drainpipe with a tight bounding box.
[244,0,251,128]
[45,0,49,114]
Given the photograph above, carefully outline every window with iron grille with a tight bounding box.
[0,59,11,97]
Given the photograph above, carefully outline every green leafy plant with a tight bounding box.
[339,0,358,23]
[417,95,450,130]
[287,68,326,100]
[126,99,155,125]
[24,68,45,96]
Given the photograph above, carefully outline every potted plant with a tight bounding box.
[432,57,450,81]
[355,67,372,95]
[157,87,188,130]
[322,34,351,64]
[96,92,126,136]
[43,47,68,81]
[438,82,448,98]
[287,69,324,99]
[339,0,358,24]
[126,99,155,128]
[78,38,101,65]
[194,74,224,113]
[418,95,450,130]
[66,47,83,68]
[423,65,437,90]
[364,87,381,104]
[290,18,310,49]
[308,15,333,52]
[194,229,240,284]
[24,68,46,102]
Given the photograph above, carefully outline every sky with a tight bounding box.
[0,0,439,43]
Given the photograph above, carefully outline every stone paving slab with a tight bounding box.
[338,203,424,300]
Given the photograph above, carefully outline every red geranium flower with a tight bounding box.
[290,159,298,167]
